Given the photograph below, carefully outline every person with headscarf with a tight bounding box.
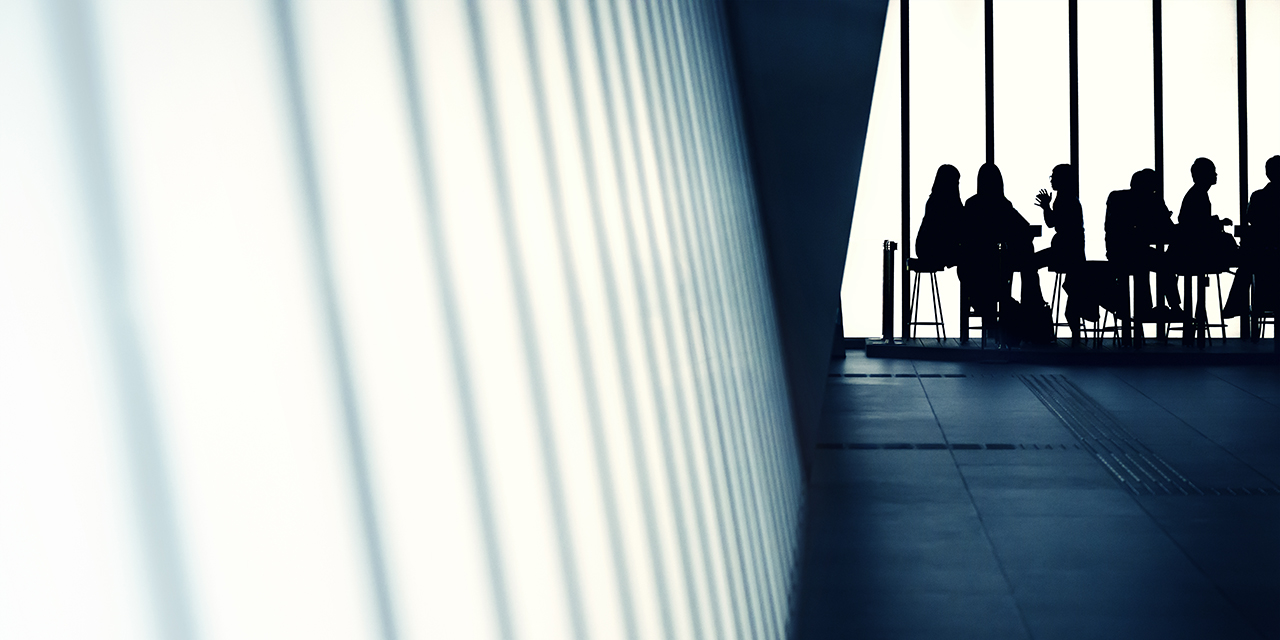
[916,164,964,267]
[960,163,1036,343]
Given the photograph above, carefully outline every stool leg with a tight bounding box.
[1051,272,1063,338]
[1183,275,1194,346]
[1215,273,1227,343]
[931,273,946,342]
[911,272,921,339]
[1197,275,1208,349]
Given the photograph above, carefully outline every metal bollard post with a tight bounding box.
[883,240,897,341]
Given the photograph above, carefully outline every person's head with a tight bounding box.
[976,163,1004,198]
[1191,157,1217,187]
[1266,155,1280,183]
[1050,164,1078,193]
[931,164,961,199]
[1132,168,1158,194]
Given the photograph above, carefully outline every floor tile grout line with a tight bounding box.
[1047,377,1206,494]
[1204,368,1280,411]
[1053,377,1155,453]
[1046,377,1147,455]
[1039,375,1206,495]
[912,360,1037,640]
[1125,494,1273,640]
[1044,382,1169,494]
[1112,372,1280,492]
[1053,379,1187,495]
[1027,375,1271,636]
[1021,376,1158,495]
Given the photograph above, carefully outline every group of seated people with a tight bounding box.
[914,155,1280,347]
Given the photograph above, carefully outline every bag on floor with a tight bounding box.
[996,299,1022,347]
[1018,301,1056,345]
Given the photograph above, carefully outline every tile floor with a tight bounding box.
[795,351,1280,639]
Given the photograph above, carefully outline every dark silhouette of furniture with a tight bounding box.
[908,258,947,341]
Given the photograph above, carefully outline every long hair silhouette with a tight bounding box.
[976,162,1006,200]
[930,164,961,203]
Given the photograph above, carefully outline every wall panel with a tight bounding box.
[5,0,805,638]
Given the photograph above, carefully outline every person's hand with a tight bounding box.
[1035,189,1052,211]
[1221,217,1233,227]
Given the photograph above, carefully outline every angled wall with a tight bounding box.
[723,0,890,471]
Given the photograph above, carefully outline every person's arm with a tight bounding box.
[1036,190,1055,228]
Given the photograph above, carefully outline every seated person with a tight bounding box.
[1105,168,1181,318]
[1230,155,1280,319]
[959,163,1038,343]
[915,164,964,267]
[1168,158,1237,274]
[1029,164,1084,342]
[1033,164,1085,272]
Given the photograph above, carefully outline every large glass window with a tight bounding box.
[993,0,1070,300]
[1163,1,1239,221]
[1164,0,1239,335]
[842,0,985,337]
[907,0,986,335]
[1247,0,1280,194]
[1078,0,1155,261]
[840,0,900,337]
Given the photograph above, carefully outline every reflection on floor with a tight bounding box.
[795,350,1280,639]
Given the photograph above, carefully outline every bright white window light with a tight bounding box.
[1246,0,1280,192]
[843,2,900,338]
[1162,0,1239,335]
[1163,0,1238,221]
[1078,0,1155,262]
[993,0,1069,302]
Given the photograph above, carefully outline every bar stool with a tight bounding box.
[1165,271,1222,347]
[959,284,985,345]
[1255,309,1276,339]
[1048,270,1069,338]
[1086,309,1124,348]
[908,258,947,341]
[1206,270,1231,343]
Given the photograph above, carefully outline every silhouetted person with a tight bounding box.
[916,164,964,267]
[1169,158,1236,274]
[1230,155,1280,320]
[1106,168,1180,317]
[1032,164,1085,269]
[1030,164,1084,342]
[960,163,1034,343]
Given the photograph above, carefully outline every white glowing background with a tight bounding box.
[844,0,1273,339]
